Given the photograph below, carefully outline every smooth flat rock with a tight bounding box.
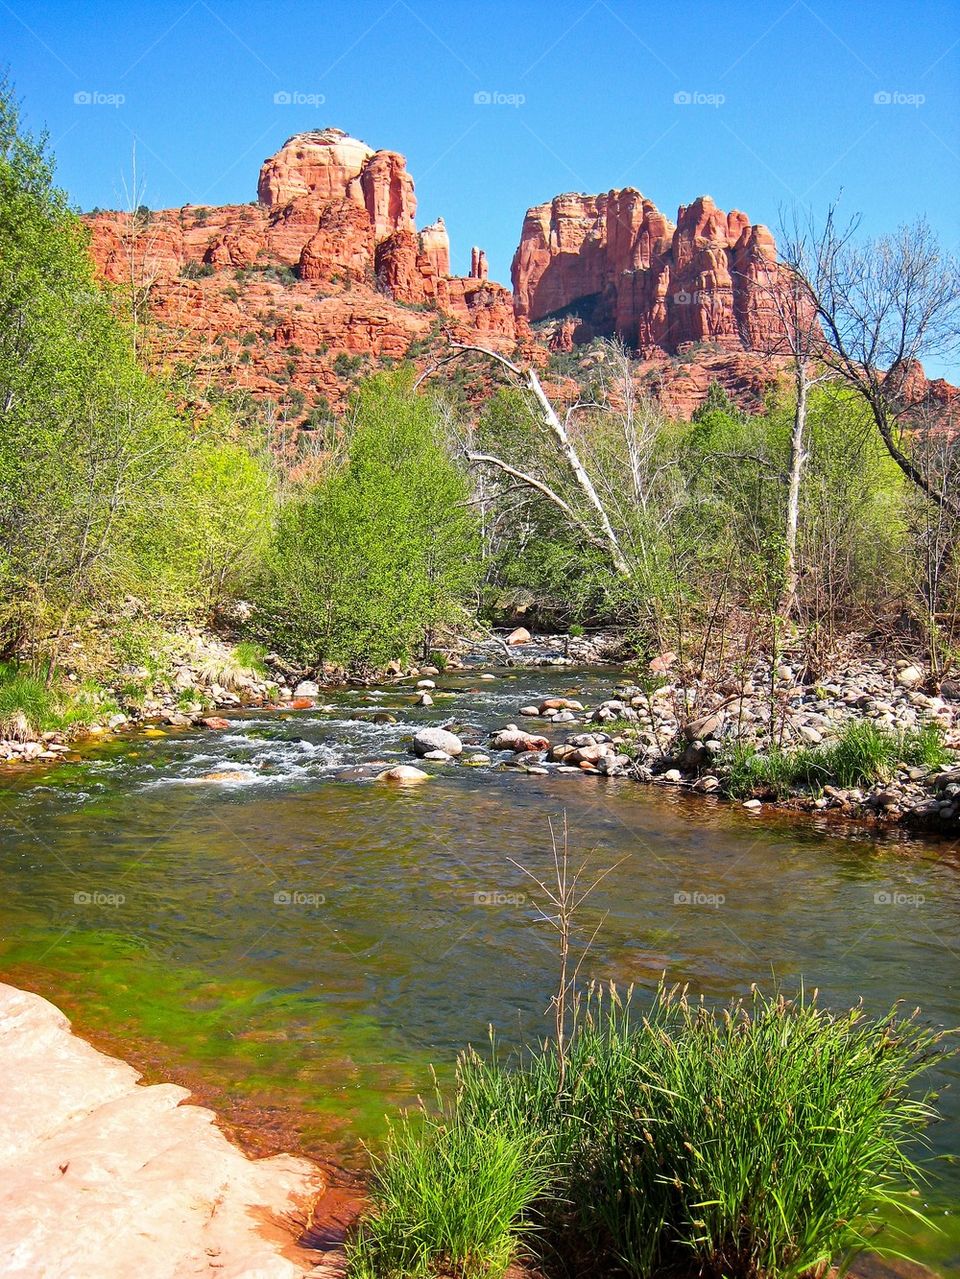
[0,983,326,1278]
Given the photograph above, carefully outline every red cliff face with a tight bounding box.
[511,188,782,355]
[83,136,840,423]
[84,129,515,419]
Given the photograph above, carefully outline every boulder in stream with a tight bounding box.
[412,727,463,758]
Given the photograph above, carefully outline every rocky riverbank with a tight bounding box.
[0,983,350,1278]
[3,626,958,837]
[478,642,960,836]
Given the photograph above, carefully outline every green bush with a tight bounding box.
[257,371,480,672]
[350,986,949,1279]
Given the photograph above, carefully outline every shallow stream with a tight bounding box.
[0,663,957,1270]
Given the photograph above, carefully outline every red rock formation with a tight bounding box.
[256,127,373,207]
[470,247,488,280]
[511,188,783,356]
[84,130,518,419]
[358,150,417,238]
[298,202,374,283]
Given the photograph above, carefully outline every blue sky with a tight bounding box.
[5,0,960,360]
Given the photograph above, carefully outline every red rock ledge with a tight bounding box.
[0,982,332,1278]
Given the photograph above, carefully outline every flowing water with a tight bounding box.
[0,662,957,1270]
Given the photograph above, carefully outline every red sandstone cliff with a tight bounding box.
[511,189,782,355]
[84,128,515,420]
[88,132,956,426]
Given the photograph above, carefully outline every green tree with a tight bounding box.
[260,371,480,671]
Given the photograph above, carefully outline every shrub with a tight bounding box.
[233,640,267,675]
[258,371,480,671]
[350,986,950,1279]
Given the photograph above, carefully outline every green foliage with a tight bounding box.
[257,371,480,671]
[232,640,268,675]
[722,719,954,798]
[0,662,116,737]
[0,80,278,658]
[352,985,949,1279]
[333,351,364,377]
[348,1109,551,1279]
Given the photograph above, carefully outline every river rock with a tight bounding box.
[896,664,924,689]
[797,724,822,745]
[519,705,540,717]
[490,726,551,753]
[201,716,231,730]
[293,680,319,698]
[412,727,463,758]
[941,678,960,701]
[506,627,532,645]
[416,679,436,690]
[539,698,584,713]
[416,692,433,706]
[683,711,724,741]
[376,765,430,783]
[694,775,721,793]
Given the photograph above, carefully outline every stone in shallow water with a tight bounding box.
[376,765,430,783]
[413,727,463,758]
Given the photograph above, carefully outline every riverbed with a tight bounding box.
[0,663,957,1272]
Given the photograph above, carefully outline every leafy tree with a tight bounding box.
[259,371,480,670]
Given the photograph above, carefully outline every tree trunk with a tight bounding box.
[781,367,808,617]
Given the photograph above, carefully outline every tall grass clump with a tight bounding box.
[722,719,954,798]
[0,662,116,739]
[348,1100,553,1279]
[0,663,57,739]
[348,984,950,1279]
[552,985,947,1279]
